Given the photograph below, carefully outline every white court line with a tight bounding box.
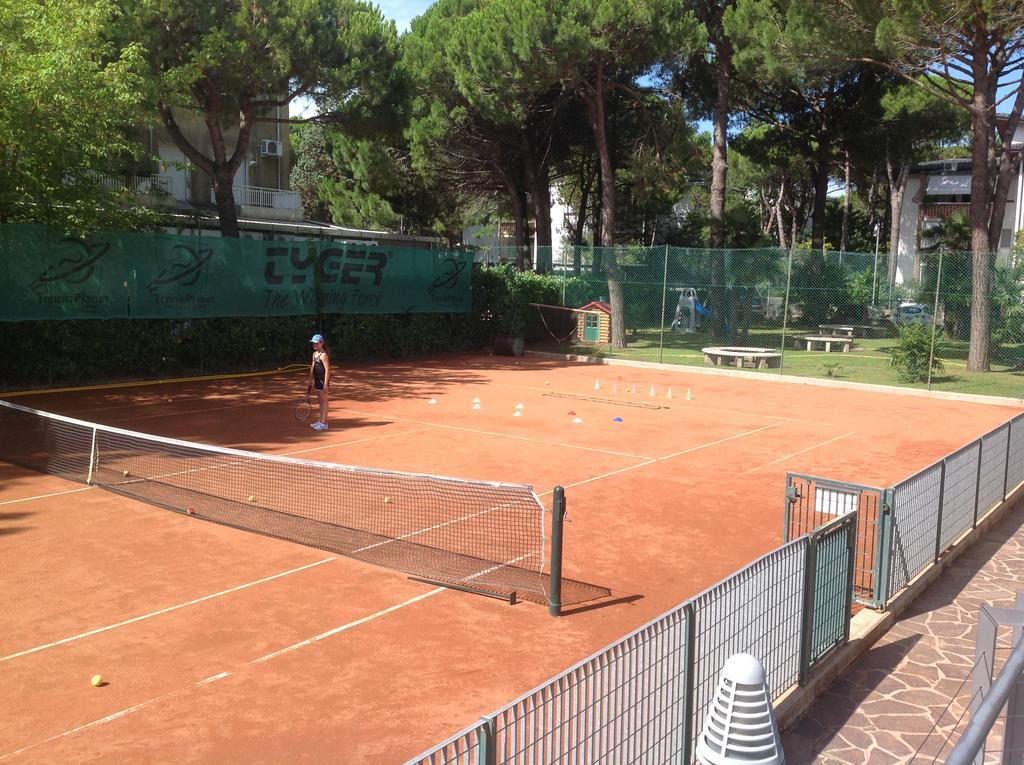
[0,558,337,663]
[249,588,444,663]
[0,592,444,761]
[739,431,858,475]
[281,426,433,458]
[0,486,93,506]
[336,407,655,460]
[537,422,783,494]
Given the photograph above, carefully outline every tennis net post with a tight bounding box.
[549,486,566,617]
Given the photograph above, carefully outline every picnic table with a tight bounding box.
[702,346,782,369]
[818,324,855,338]
[798,335,853,353]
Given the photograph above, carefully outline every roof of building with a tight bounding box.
[578,301,612,314]
[910,158,972,174]
[164,212,441,248]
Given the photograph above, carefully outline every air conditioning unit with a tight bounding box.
[259,139,283,157]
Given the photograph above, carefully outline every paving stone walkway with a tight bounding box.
[782,503,1024,764]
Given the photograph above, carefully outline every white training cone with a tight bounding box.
[513,410,522,417]
[667,387,674,399]
[427,398,437,405]
[472,397,481,404]
[515,402,524,410]
[649,385,656,396]
[687,388,694,401]
[472,403,481,410]
[594,378,601,391]
[572,417,583,424]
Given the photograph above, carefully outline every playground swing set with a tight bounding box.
[669,287,711,334]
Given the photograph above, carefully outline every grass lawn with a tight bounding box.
[530,326,1024,400]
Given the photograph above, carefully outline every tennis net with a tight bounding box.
[0,398,594,608]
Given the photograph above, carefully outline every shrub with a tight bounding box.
[889,321,944,383]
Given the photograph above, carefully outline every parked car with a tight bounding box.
[894,303,934,324]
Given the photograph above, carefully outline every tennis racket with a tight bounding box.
[294,385,313,422]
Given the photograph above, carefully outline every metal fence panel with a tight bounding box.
[406,722,489,765]
[689,539,806,759]
[492,608,691,764]
[784,473,884,606]
[808,514,856,670]
[1008,415,1024,495]
[888,462,944,596]
[939,442,981,551]
[977,424,1010,519]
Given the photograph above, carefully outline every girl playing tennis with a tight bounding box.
[307,333,330,430]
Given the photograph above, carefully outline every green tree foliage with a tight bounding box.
[744,0,1023,372]
[0,0,156,232]
[539,0,704,346]
[890,320,944,383]
[115,0,397,237]
[289,123,340,221]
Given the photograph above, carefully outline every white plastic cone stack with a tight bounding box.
[695,654,784,765]
[594,378,601,391]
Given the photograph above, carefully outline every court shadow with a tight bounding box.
[783,633,923,760]
[0,511,34,521]
[560,593,644,616]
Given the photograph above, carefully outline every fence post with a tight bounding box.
[1004,420,1014,501]
[477,716,496,765]
[972,438,984,528]
[659,244,669,365]
[843,515,857,644]
[548,486,565,617]
[799,536,817,685]
[778,245,795,375]
[681,601,696,765]
[875,489,894,607]
[934,460,947,562]
[926,249,943,391]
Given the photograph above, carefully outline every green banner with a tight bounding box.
[0,225,472,320]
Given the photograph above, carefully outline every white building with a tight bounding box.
[895,121,1024,283]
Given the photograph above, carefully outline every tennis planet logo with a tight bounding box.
[146,245,216,307]
[30,239,113,309]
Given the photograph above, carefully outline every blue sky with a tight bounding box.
[376,0,433,34]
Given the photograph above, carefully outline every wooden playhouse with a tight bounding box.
[576,301,612,345]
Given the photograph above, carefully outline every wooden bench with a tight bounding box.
[702,346,782,369]
[798,335,853,353]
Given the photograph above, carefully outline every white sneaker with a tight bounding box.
[311,422,324,431]
[320,423,329,430]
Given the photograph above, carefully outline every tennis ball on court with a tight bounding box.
[383,496,392,504]
[91,675,104,687]
[122,469,130,477]
[248,495,256,503]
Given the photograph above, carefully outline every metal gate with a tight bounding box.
[785,473,890,608]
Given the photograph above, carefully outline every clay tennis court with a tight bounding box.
[1,354,1020,763]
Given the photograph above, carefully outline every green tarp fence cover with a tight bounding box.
[0,225,472,320]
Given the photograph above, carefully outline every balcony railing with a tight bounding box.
[217,184,301,211]
[100,174,174,196]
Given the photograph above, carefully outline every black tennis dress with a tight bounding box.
[312,352,327,390]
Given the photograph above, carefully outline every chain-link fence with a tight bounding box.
[479,244,1024,398]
